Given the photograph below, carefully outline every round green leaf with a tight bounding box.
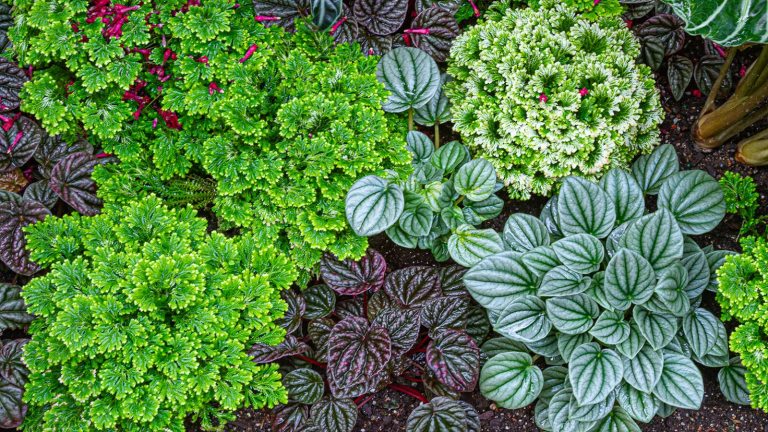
[718,357,750,406]
[598,169,645,225]
[604,249,656,311]
[503,213,551,252]
[623,344,663,393]
[594,406,641,432]
[557,177,616,239]
[454,159,496,202]
[681,249,710,299]
[616,321,646,359]
[463,194,504,224]
[447,225,503,267]
[494,295,552,343]
[376,47,440,113]
[521,246,561,278]
[386,223,418,248]
[399,203,433,237]
[569,343,624,406]
[346,175,404,236]
[631,144,679,195]
[653,353,703,410]
[414,73,451,126]
[664,0,768,46]
[526,333,560,358]
[616,382,659,423]
[589,310,630,346]
[654,264,690,317]
[552,234,604,274]
[464,251,540,312]
[540,366,569,404]
[557,333,592,363]
[657,171,725,235]
[569,390,615,423]
[682,308,720,358]
[284,368,325,405]
[479,352,543,409]
[304,284,336,320]
[481,337,528,360]
[405,396,468,432]
[431,140,468,173]
[633,307,678,351]
[546,294,600,335]
[619,210,683,272]
[310,398,358,432]
[406,131,434,164]
[539,266,591,297]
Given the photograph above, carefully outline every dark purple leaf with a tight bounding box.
[0,190,20,205]
[0,116,42,172]
[367,289,396,321]
[457,400,480,432]
[0,169,26,193]
[0,285,33,332]
[22,180,58,209]
[667,55,693,101]
[253,0,311,31]
[639,36,666,71]
[250,335,309,363]
[320,249,386,296]
[423,372,460,400]
[283,368,325,405]
[372,308,421,354]
[34,135,93,179]
[49,152,104,216]
[0,381,24,429]
[0,339,28,387]
[328,368,388,399]
[409,7,459,62]
[353,0,408,36]
[384,266,441,309]
[331,5,359,45]
[328,317,391,390]
[463,305,490,344]
[335,297,364,319]
[415,0,462,13]
[405,396,468,432]
[0,58,27,113]
[0,5,12,54]
[421,296,469,335]
[426,329,480,392]
[304,284,336,320]
[695,54,733,96]
[272,404,309,432]
[437,265,467,297]
[310,398,358,432]
[0,199,50,275]
[358,31,395,56]
[276,290,305,335]
[308,317,334,362]
[636,14,686,56]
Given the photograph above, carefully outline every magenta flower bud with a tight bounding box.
[152,118,158,128]
[469,0,480,17]
[7,131,23,153]
[208,82,223,95]
[404,28,430,35]
[330,16,347,34]
[539,93,548,103]
[579,88,589,97]
[239,44,258,63]
[255,15,281,22]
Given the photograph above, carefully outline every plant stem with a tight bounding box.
[355,394,375,408]
[389,383,428,404]
[736,127,768,166]
[701,47,739,114]
[408,108,414,131]
[434,123,440,148]
[295,355,326,368]
[454,196,465,206]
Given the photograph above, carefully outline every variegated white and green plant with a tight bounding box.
[461,145,750,431]
[345,131,504,266]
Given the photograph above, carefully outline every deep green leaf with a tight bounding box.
[552,234,604,274]
[598,169,645,225]
[682,308,721,358]
[623,344,664,393]
[633,307,678,350]
[304,284,336,320]
[590,310,630,346]
[284,368,325,405]
[631,144,679,195]
[657,171,725,235]
[377,47,440,112]
[346,176,404,236]
[594,406,641,432]
[479,352,543,409]
[447,225,504,267]
[616,382,658,423]
[495,295,551,343]
[454,159,496,202]
[557,333,592,363]
[604,249,656,310]
[569,343,624,406]
[310,398,358,432]
[503,213,551,252]
[557,177,616,239]
[619,210,683,272]
[464,252,539,311]
[653,353,703,410]
[718,357,750,405]
[546,294,600,335]
[539,265,591,298]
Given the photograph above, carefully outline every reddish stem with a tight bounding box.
[468,0,480,17]
[406,335,430,356]
[389,383,428,404]
[400,374,423,383]
[404,28,430,35]
[355,394,375,408]
[295,354,326,368]
[330,16,347,34]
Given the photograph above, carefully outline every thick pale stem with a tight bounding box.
[434,123,440,148]
[736,127,768,166]
[408,108,414,131]
[695,84,768,149]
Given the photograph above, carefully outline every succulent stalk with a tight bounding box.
[736,128,768,166]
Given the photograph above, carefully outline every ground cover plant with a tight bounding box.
[458,144,750,430]
[11,1,411,281]
[446,0,663,199]
[20,195,296,431]
[252,249,488,431]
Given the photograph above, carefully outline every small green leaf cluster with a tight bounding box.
[20,195,297,431]
[720,171,765,236]
[717,235,768,411]
[11,2,411,278]
[446,0,663,199]
[530,0,624,20]
[461,145,748,430]
[346,131,503,265]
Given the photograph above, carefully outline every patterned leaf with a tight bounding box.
[619,210,683,272]
[598,169,645,225]
[589,310,630,346]
[662,0,768,46]
[358,30,395,56]
[437,265,467,297]
[521,246,561,278]
[253,0,311,31]
[557,333,592,363]
[454,159,496,202]
[569,343,624,406]
[405,396,468,432]
[447,225,503,267]
[400,203,433,237]
[681,248,710,299]
[426,329,480,392]
[718,357,750,405]
[431,140,469,173]
[481,337,528,360]
[34,135,93,179]
[654,264,690,317]
[415,0,463,13]
[384,266,441,308]
[409,6,459,62]
[604,249,656,310]
[681,308,721,358]
[250,335,310,363]
[616,321,646,359]
[49,152,103,215]
[310,398,358,432]
[0,284,33,331]
[636,14,686,55]
[377,47,440,112]
[0,58,27,112]
[594,406,641,432]
[479,352,543,409]
[616,382,658,423]
[639,36,665,71]
[406,131,434,164]
[0,116,42,172]
[463,194,503,225]
[503,213,551,252]
[0,381,24,429]
[346,176,405,236]
[557,177,616,239]
[310,0,342,30]
[0,199,50,275]
[633,307,678,350]
[0,169,25,193]
[657,170,725,235]
[631,144,679,195]
[694,54,732,95]
[552,234,604,275]
[284,368,325,405]
[414,73,450,126]
[623,344,663,393]
[539,266,590,298]
[546,294,600,335]
[463,251,540,311]
[304,284,336,320]
[494,295,551,343]
[22,180,58,209]
[569,390,615,422]
[353,0,408,36]
[667,55,693,101]
[276,290,305,335]
[653,352,703,410]
[308,318,334,362]
[320,249,386,296]
[540,366,568,404]
[272,404,309,432]
[421,296,468,334]
[372,308,421,354]
[328,317,391,391]
[0,339,28,388]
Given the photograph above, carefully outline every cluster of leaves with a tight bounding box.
[0,286,34,429]
[720,171,766,237]
[346,130,504,264]
[252,250,488,432]
[455,144,750,430]
[11,2,411,280]
[622,1,732,101]
[717,236,768,412]
[530,0,624,20]
[254,0,461,61]
[20,195,296,431]
[446,0,663,199]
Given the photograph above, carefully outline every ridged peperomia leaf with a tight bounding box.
[667,56,693,101]
[405,396,469,432]
[557,333,592,364]
[310,398,357,432]
[420,296,468,335]
[303,284,336,320]
[447,225,503,267]
[569,389,615,422]
[33,135,93,179]
[652,352,703,410]
[0,380,24,429]
[619,210,683,272]
[658,170,725,235]
[309,318,334,362]
[277,290,306,335]
[636,14,686,55]
[0,339,27,389]
[376,47,441,113]
[0,169,25,193]
[272,404,309,432]
[0,199,50,275]
[454,159,496,202]
[569,343,623,406]
[599,169,645,225]
[718,357,750,405]
[694,55,731,95]
[631,144,679,195]
[414,73,450,126]
[503,213,551,252]
[589,310,630,346]
[384,266,441,308]
[372,308,421,355]
[415,0,463,13]
[310,0,342,30]
[327,317,391,391]
[494,295,551,343]
[408,7,459,63]
[594,406,641,432]
[604,249,656,311]
[353,0,408,36]
[557,177,616,239]
[320,249,386,296]
[622,345,663,393]
[0,284,33,331]
[0,58,27,113]
[23,180,58,209]
[284,368,325,405]
[661,0,768,46]
[479,351,543,409]
[426,329,479,392]
[546,294,600,335]
[464,251,540,311]
[346,176,404,236]
[0,116,42,173]
[406,131,434,164]
[250,335,309,364]
[49,152,103,216]
[654,264,690,317]
[552,234,604,275]
[616,383,658,423]
[431,140,468,173]
[253,0,311,31]
[633,307,678,350]
[681,308,720,358]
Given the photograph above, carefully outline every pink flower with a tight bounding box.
[330,16,347,35]
[539,93,548,103]
[579,88,589,97]
[468,0,480,17]
[740,65,747,77]
[196,56,209,64]
[593,0,601,5]
[692,89,702,98]
[208,82,223,95]
[404,28,430,35]
[239,44,258,63]
[152,118,158,128]
[255,15,281,22]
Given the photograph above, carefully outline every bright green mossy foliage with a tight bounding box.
[21,195,296,431]
[529,0,624,20]
[11,1,411,278]
[446,0,663,199]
